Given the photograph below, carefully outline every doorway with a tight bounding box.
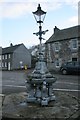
[8,62,10,70]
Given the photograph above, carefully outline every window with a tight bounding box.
[55,59,60,67]
[8,62,10,70]
[72,58,77,61]
[2,62,4,67]
[5,54,7,59]
[5,62,7,67]
[8,54,10,58]
[54,42,60,52]
[2,55,4,60]
[71,39,78,49]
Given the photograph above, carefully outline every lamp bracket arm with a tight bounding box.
[42,29,49,35]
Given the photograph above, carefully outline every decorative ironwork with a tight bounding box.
[26,4,57,106]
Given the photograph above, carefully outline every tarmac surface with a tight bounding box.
[1,91,80,120]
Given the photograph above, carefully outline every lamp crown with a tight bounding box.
[37,4,41,10]
[32,4,46,23]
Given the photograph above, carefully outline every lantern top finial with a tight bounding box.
[37,4,41,10]
[33,4,46,16]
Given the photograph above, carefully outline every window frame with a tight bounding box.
[8,54,10,59]
[5,62,7,67]
[2,55,4,60]
[2,62,4,67]
[5,54,7,59]
[71,39,78,50]
[55,59,60,68]
[54,42,60,52]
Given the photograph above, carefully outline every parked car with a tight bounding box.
[60,61,80,75]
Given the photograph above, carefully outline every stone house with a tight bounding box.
[0,43,31,70]
[45,25,80,71]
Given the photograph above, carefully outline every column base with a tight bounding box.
[27,97,36,102]
[50,95,56,101]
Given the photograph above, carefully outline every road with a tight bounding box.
[1,69,80,98]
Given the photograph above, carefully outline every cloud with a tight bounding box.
[0,2,36,18]
[78,1,80,24]
[0,0,79,4]
[58,15,78,29]
[68,16,78,25]
[64,0,79,9]
[0,0,79,19]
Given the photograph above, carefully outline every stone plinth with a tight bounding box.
[2,91,80,119]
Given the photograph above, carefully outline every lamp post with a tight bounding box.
[33,4,48,60]
[26,4,57,106]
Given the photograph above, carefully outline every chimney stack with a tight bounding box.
[10,43,13,47]
[54,26,60,34]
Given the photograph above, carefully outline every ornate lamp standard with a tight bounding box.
[26,4,57,106]
[33,4,48,55]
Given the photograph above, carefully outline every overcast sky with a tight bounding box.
[0,0,79,48]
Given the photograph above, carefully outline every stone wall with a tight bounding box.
[45,39,78,71]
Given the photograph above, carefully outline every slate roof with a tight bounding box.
[46,25,80,43]
[2,43,23,54]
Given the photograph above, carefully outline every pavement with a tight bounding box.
[1,91,80,120]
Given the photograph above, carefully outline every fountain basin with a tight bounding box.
[27,77,56,85]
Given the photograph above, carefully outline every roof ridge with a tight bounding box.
[46,25,80,43]
[2,43,23,49]
[2,43,23,54]
[60,25,79,31]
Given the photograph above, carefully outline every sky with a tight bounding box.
[0,0,80,48]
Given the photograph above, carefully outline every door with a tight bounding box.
[8,62,10,70]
